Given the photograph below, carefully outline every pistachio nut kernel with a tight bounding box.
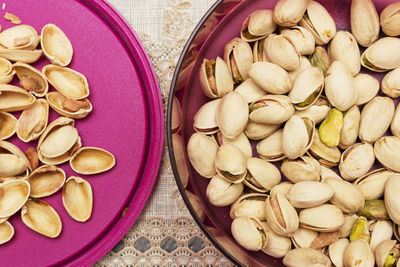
[224,38,253,84]
[358,200,390,221]
[361,37,400,72]
[343,240,375,267]
[281,156,321,184]
[265,193,299,236]
[248,62,292,94]
[309,46,331,75]
[375,240,400,267]
[199,57,233,99]
[351,0,380,47]
[350,216,370,243]
[339,106,360,150]
[257,129,285,161]
[206,175,244,207]
[339,143,375,181]
[241,9,276,42]
[374,136,400,173]
[382,68,400,99]
[264,34,300,71]
[385,174,400,225]
[308,131,341,167]
[215,144,247,184]
[354,73,380,106]
[319,108,343,148]
[283,248,331,267]
[355,169,393,200]
[245,157,281,192]
[381,2,400,37]
[249,95,294,124]
[187,133,218,178]
[231,216,268,251]
[392,103,400,139]
[272,0,308,27]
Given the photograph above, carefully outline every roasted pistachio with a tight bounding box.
[283,248,331,267]
[248,62,292,94]
[351,0,379,47]
[339,143,375,181]
[187,133,218,178]
[230,193,267,220]
[308,131,341,167]
[264,34,300,71]
[288,181,333,209]
[270,182,293,199]
[215,144,247,184]
[381,2,400,36]
[245,121,280,141]
[265,193,299,236]
[309,46,331,75]
[361,37,400,72]
[273,0,308,27]
[206,175,244,207]
[354,169,393,200]
[370,221,394,253]
[382,68,400,98]
[339,106,360,150]
[224,38,253,84]
[245,157,281,192]
[241,10,276,42]
[231,216,268,251]
[249,95,294,124]
[329,238,349,267]
[375,240,400,267]
[328,31,360,75]
[281,26,315,56]
[299,204,344,232]
[281,156,321,183]
[375,136,400,173]
[291,227,318,248]
[257,129,285,161]
[234,79,266,103]
[343,240,375,267]
[261,222,292,258]
[354,73,379,106]
[199,57,233,99]
[385,174,400,225]
[193,99,220,135]
[282,116,314,160]
[294,96,331,124]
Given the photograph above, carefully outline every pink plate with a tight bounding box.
[0,0,163,266]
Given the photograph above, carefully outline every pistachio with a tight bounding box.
[245,157,281,192]
[187,133,218,178]
[392,104,400,138]
[288,181,333,208]
[374,136,400,173]
[343,240,375,267]
[375,240,399,267]
[230,193,267,220]
[360,97,395,144]
[283,248,332,267]
[325,61,357,112]
[281,26,315,56]
[265,193,299,236]
[249,95,294,124]
[289,67,324,110]
[245,121,280,141]
[361,37,400,72]
[328,31,361,75]
[381,2,400,36]
[193,99,220,135]
[358,200,390,221]
[234,79,266,104]
[340,214,359,238]
[281,156,321,183]
[329,238,350,267]
[257,129,285,161]
[382,68,400,98]
[270,182,293,199]
[294,96,331,124]
[309,46,331,75]
[320,165,343,181]
[0,84,36,112]
[253,37,268,63]
[339,106,360,150]
[219,132,252,159]
[351,0,379,47]
[206,175,244,207]
[264,34,300,71]
[215,144,247,184]
[319,108,343,147]
[291,227,318,248]
[308,131,341,167]
[261,222,292,258]
[282,116,315,160]
[299,204,344,232]
[248,62,292,94]
[370,221,394,253]
[288,56,312,82]
[241,10,276,42]
[224,38,253,84]
[354,73,379,106]
[350,216,370,242]
[272,0,308,27]
[231,216,268,251]
[354,169,393,200]
[13,62,48,97]
[199,57,233,99]
[339,143,375,181]
[385,174,400,225]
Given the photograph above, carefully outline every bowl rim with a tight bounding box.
[167,0,245,266]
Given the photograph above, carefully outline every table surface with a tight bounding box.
[95,0,234,266]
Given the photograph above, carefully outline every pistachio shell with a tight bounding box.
[70,147,115,175]
[62,176,93,222]
[265,193,299,236]
[231,216,268,251]
[289,181,333,208]
[0,154,27,178]
[329,238,350,267]
[27,165,66,198]
[291,227,318,248]
[351,0,379,47]
[187,132,218,178]
[264,34,300,71]
[354,168,392,200]
[234,79,266,103]
[339,143,375,181]
[215,144,247,183]
[41,24,73,66]
[340,214,358,238]
[0,140,32,173]
[261,222,292,258]
[245,121,280,141]
[0,112,16,140]
[172,134,189,187]
[0,58,15,84]
[0,221,13,244]
[381,2,400,36]
[224,38,253,84]
[281,26,315,56]
[21,199,62,238]
[354,73,380,106]
[0,48,42,64]
[206,174,244,207]
[0,25,39,50]
[309,130,341,167]
[46,92,92,119]
[0,180,30,218]
[319,108,343,147]
[361,37,400,72]
[257,128,285,162]
[299,204,344,232]
[249,95,294,124]
[17,99,49,142]
[288,56,312,82]
[199,57,233,98]
[343,240,375,267]
[253,37,268,63]
[310,46,331,75]
[13,62,48,97]
[241,10,276,42]
[248,62,292,94]
[382,68,400,98]
[320,165,342,181]
[270,182,293,199]
[375,239,398,267]
[230,193,267,220]
[281,156,321,183]
[42,64,89,100]
[220,132,252,159]
[374,136,400,173]
[284,248,331,267]
[273,0,308,27]
[339,106,360,150]
[193,99,220,134]
[385,174,400,225]
[370,221,393,253]
[328,31,360,76]
[0,84,36,112]
[245,157,281,192]
[294,96,331,124]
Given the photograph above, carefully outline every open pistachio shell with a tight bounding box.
[351,0,379,47]
[382,68,400,98]
[281,156,321,183]
[248,62,292,95]
[0,48,42,64]
[21,199,62,238]
[272,0,308,27]
[291,227,318,248]
[339,143,375,181]
[281,26,315,56]
[375,136,400,173]
[0,58,15,84]
[241,9,276,42]
[0,221,14,245]
[354,168,392,200]
[361,37,400,72]
[245,121,280,141]
[261,222,292,258]
[370,221,393,253]
[230,193,267,221]
[27,165,66,198]
[385,174,400,225]
[0,84,36,112]
[70,147,115,175]
[265,193,299,236]
[344,240,375,267]
[299,204,344,232]
[0,141,31,181]
[381,2,400,36]
[249,95,294,124]
[264,34,300,71]
[215,144,247,184]
[0,112,17,140]
[328,31,360,76]
[62,176,93,222]
[0,25,40,50]
[46,92,92,120]
[294,96,331,125]
[42,65,89,100]
[13,62,48,97]
[234,78,266,103]
[187,133,218,178]
[231,216,268,251]
[319,108,343,147]
[289,181,333,209]
[339,106,360,150]
[328,238,349,267]
[0,180,30,218]
[0,140,32,172]
[257,129,285,161]
[199,57,233,99]
[17,99,49,142]
[41,24,73,66]
[245,157,281,192]
[283,248,331,267]
[206,174,244,207]
[354,73,379,106]
[193,99,220,135]
[375,239,399,267]
[224,38,253,84]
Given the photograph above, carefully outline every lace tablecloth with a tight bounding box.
[95,1,234,266]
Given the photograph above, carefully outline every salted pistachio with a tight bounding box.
[343,240,375,267]
[265,193,299,236]
[358,200,389,221]
[289,67,324,110]
[218,132,252,159]
[13,62,48,97]
[291,227,318,248]
[172,134,188,187]
[288,181,333,209]
[186,191,205,222]
[21,199,62,238]
[354,168,393,200]
[288,56,312,82]
[270,182,293,199]
[281,156,321,183]
[62,176,93,222]
[299,1,337,45]
[281,26,315,56]
[283,247,331,267]
[16,99,49,143]
[323,178,365,214]
[42,65,89,100]
[0,48,42,64]
[320,165,342,181]
[339,143,375,181]
[375,240,400,267]
[325,61,356,112]
[272,0,308,27]
[329,238,350,267]
[234,79,266,103]
[27,165,65,198]
[375,136,400,173]
[245,121,280,141]
[0,140,32,180]
[231,216,268,251]
[328,31,360,76]
[350,216,370,242]
[245,157,281,192]
[294,96,331,124]
[361,37,400,72]
[339,106,360,150]
[340,214,358,238]
[70,147,115,175]
[249,95,294,124]
[0,25,39,50]
[0,84,36,112]
[385,174,400,225]
[215,144,247,184]
[381,2,400,36]
[351,0,379,47]
[370,221,394,253]
[299,204,344,232]
[224,38,253,84]
[41,23,73,66]
[0,180,30,218]
[215,92,248,139]
[230,193,267,221]
[264,34,300,71]
[354,73,379,106]
[382,68,400,98]
[206,174,244,207]
[0,58,15,84]
[46,92,92,120]
[248,62,292,94]
[193,99,220,134]
[309,46,331,75]
[0,221,14,245]
[261,222,292,258]
[187,133,218,178]
[199,57,233,98]
[319,108,343,147]
[256,129,285,161]
[241,9,276,42]
[308,131,341,167]
[392,103,400,138]
[359,97,395,144]
[37,117,81,165]
[282,116,315,160]
[0,112,16,140]
[253,37,268,63]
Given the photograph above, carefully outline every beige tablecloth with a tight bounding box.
[95,1,234,266]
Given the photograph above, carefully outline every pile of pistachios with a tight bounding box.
[187,0,400,266]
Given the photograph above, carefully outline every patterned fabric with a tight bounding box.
[95,1,234,265]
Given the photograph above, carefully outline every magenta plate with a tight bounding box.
[0,0,163,266]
